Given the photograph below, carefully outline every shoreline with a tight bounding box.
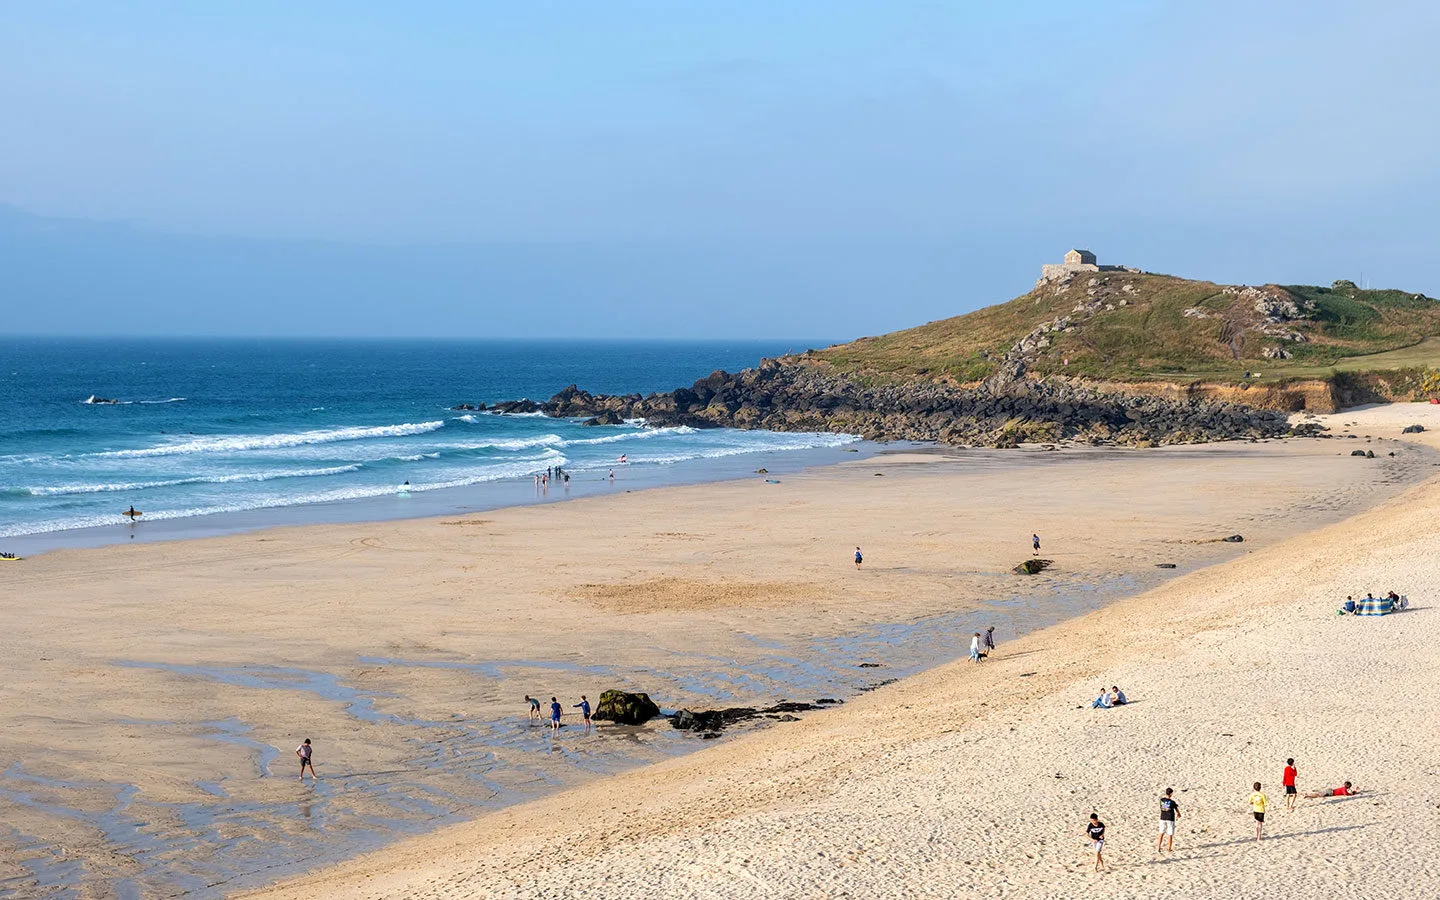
[0,439,880,557]
[2,410,1438,897]
[232,404,1440,899]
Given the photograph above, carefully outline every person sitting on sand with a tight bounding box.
[1110,686,1128,706]
[1091,687,1112,709]
[1303,781,1357,798]
[1342,596,1357,615]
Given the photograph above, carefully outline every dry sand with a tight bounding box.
[3,412,1439,897]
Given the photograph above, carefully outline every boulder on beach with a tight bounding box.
[1013,559,1053,575]
[592,690,661,725]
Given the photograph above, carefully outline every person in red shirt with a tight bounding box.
[1283,758,1298,811]
[1303,781,1357,798]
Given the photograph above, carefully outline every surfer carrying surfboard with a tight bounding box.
[124,505,143,520]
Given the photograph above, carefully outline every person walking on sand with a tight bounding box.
[573,695,593,733]
[1249,782,1268,841]
[969,632,984,662]
[1032,533,1041,555]
[983,626,996,653]
[1283,758,1298,811]
[526,695,541,724]
[1086,813,1107,872]
[854,546,863,568]
[1157,787,1180,852]
[296,738,316,781]
[549,697,563,733]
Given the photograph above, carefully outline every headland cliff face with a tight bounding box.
[491,359,1297,447]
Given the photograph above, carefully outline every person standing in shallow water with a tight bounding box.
[573,695,592,733]
[549,697,563,733]
[296,738,316,781]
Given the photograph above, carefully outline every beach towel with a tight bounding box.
[1355,595,1394,616]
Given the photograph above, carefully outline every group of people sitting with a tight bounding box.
[1091,685,1128,709]
[1339,591,1409,614]
[0,551,17,560]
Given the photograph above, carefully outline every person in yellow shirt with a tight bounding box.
[1249,782,1268,841]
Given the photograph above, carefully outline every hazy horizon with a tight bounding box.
[4,2,1438,338]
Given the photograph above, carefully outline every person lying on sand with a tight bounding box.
[1303,781,1358,798]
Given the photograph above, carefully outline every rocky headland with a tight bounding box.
[491,359,1297,447]
[489,256,1440,447]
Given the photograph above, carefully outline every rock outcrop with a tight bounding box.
[592,690,661,725]
[503,358,1295,448]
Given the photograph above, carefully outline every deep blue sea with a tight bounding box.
[0,338,859,545]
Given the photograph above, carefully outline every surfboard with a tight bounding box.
[0,556,22,562]
[122,510,143,519]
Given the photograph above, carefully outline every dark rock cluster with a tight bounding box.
[671,700,831,734]
[494,359,1296,447]
[592,690,661,725]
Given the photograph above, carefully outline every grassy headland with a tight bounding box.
[808,273,1440,389]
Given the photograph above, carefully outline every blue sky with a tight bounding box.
[3,1,1437,338]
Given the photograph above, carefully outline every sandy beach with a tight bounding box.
[225,407,1440,899]
[3,409,1439,897]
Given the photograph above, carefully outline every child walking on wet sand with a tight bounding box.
[297,738,316,781]
[574,695,592,733]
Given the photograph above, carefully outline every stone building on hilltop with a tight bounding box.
[1037,249,1136,287]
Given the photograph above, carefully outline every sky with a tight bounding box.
[2,1,1438,338]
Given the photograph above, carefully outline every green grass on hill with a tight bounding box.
[809,273,1440,385]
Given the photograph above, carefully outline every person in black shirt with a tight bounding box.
[1157,787,1180,852]
[1086,813,1107,871]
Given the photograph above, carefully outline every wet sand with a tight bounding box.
[1,425,1435,897]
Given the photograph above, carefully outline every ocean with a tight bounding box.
[0,338,861,548]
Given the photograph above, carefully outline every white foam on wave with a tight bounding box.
[26,465,364,496]
[88,421,446,459]
[455,414,479,423]
[137,397,187,404]
[561,425,697,446]
[0,456,569,538]
[613,431,860,466]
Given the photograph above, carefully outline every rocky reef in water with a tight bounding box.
[490,359,1302,448]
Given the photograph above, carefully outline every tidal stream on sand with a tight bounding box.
[1,569,1149,899]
